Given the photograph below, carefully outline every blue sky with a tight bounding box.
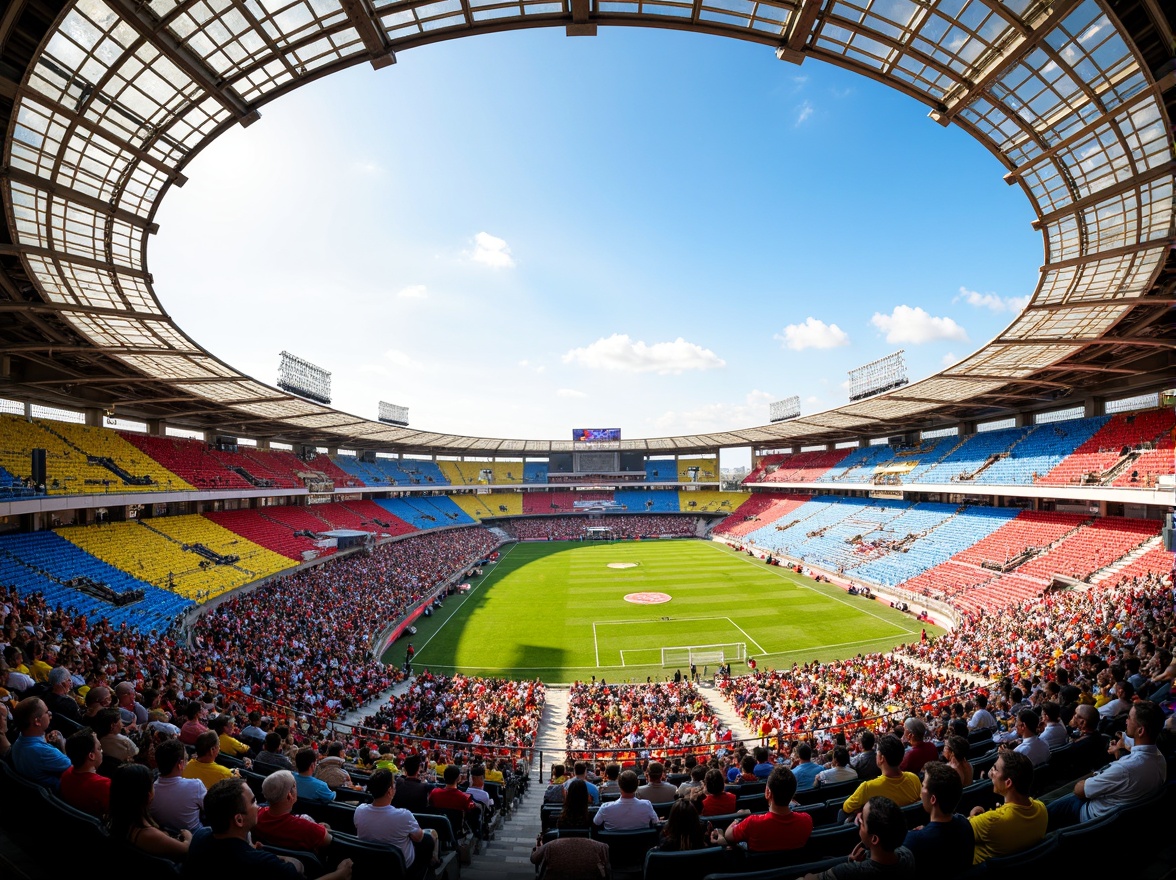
[150,26,1040,463]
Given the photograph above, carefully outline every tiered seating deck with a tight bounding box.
[614,489,680,513]
[204,508,328,561]
[521,490,615,514]
[712,493,811,538]
[119,432,252,490]
[677,490,743,513]
[1017,516,1159,581]
[676,457,719,482]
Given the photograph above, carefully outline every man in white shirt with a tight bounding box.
[1009,709,1051,767]
[150,738,207,832]
[593,770,658,831]
[1038,703,1068,749]
[1097,680,1134,718]
[355,769,438,880]
[968,694,997,731]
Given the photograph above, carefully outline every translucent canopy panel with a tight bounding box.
[2,0,1172,454]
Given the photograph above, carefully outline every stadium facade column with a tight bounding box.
[147,419,165,436]
[1084,396,1105,418]
[84,408,104,427]
[1014,412,1030,428]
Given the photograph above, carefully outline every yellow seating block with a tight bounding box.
[677,490,746,513]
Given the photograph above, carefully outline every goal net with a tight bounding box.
[661,643,746,667]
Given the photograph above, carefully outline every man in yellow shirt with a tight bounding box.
[211,714,253,765]
[840,734,922,822]
[183,730,236,789]
[968,751,1047,863]
[484,761,505,784]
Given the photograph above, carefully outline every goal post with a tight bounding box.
[660,642,746,667]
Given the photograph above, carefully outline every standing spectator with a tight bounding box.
[713,765,812,853]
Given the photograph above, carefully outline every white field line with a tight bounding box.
[413,542,519,661]
[712,542,917,637]
[594,615,765,664]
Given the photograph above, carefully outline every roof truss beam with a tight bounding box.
[338,0,399,67]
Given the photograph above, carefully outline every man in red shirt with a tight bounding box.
[711,765,812,852]
[255,769,332,854]
[898,718,939,775]
[59,728,110,818]
[427,765,483,837]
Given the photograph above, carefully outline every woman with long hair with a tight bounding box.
[557,778,591,830]
[108,762,191,859]
[658,798,704,851]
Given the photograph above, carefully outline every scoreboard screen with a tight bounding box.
[573,428,621,443]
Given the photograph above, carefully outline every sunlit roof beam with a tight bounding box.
[0,302,161,320]
[1040,237,1172,273]
[1024,297,1176,311]
[1,168,159,234]
[338,0,399,68]
[1032,159,1176,228]
[930,0,1081,126]
[994,337,1172,347]
[568,0,596,36]
[0,244,151,281]
[103,0,260,127]
[0,344,199,355]
[775,0,819,63]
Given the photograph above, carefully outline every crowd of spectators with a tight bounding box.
[503,515,696,541]
[565,680,727,755]
[361,669,545,755]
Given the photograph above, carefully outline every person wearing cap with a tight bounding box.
[45,667,82,732]
[10,696,70,791]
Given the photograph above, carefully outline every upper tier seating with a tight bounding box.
[521,491,615,514]
[755,448,853,483]
[0,464,36,498]
[58,516,291,601]
[915,425,1034,484]
[488,462,524,484]
[973,418,1107,485]
[523,461,548,483]
[677,458,718,482]
[206,447,302,489]
[1111,435,1175,487]
[437,461,486,485]
[677,490,744,513]
[449,492,523,520]
[712,493,811,538]
[823,444,897,483]
[614,489,681,513]
[303,453,364,488]
[119,432,253,489]
[0,531,192,631]
[373,496,476,530]
[0,415,188,495]
[645,460,677,481]
[329,456,450,487]
[1041,408,1175,486]
[203,508,333,561]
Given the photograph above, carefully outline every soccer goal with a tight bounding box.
[661,642,746,667]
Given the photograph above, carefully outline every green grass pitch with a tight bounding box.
[388,539,943,683]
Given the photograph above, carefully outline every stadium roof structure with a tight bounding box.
[1,0,1174,456]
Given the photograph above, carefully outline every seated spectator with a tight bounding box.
[256,769,333,854]
[555,778,592,831]
[752,746,775,779]
[44,667,82,732]
[1007,709,1050,767]
[699,768,736,816]
[151,737,206,832]
[898,718,938,775]
[968,694,997,731]
[392,752,431,813]
[840,735,921,822]
[658,799,705,851]
[10,696,69,791]
[315,740,359,790]
[183,730,234,790]
[1097,680,1135,718]
[676,764,705,800]
[109,762,192,860]
[185,777,352,879]
[941,735,973,787]
[902,761,973,878]
[712,765,812,853]
[1038,702,1068,748]
[565,761,601,804]
[802,796,914,880]
[967,751,1046,864]
[598,762,621,798]
[815,747,858,788]
[593,770,658,831]
[530,834,611,879]
[178,702,208,746]
[59,728,110,819]
[238,711,267,749]
[210,714,252,763]
[428,764,482,835]
[636,761,677,803]
[790,743,822,790]
[294,747,337,803]
[467,764,495,815]
[254,731,294,775]
[355,769,437,880]
[1047,700,1167,829]
[851,731,880,781]
[92,706,138,767]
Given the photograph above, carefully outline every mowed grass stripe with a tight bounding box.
[395,539,940,681]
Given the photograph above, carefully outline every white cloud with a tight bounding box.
[941,352,960,367]
[383,348,424,370]
[652,390,774,433]
[955,286,1028,312]
[870,305,968,344]
[795,101,814,126]
[469,231,515,269]
[353,160,385,176]
[562,334,725,375]
[556,388,587,399]
[775,317,850,351]
[397,284,428,299]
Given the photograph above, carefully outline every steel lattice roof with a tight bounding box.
[1,0,1173,455]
